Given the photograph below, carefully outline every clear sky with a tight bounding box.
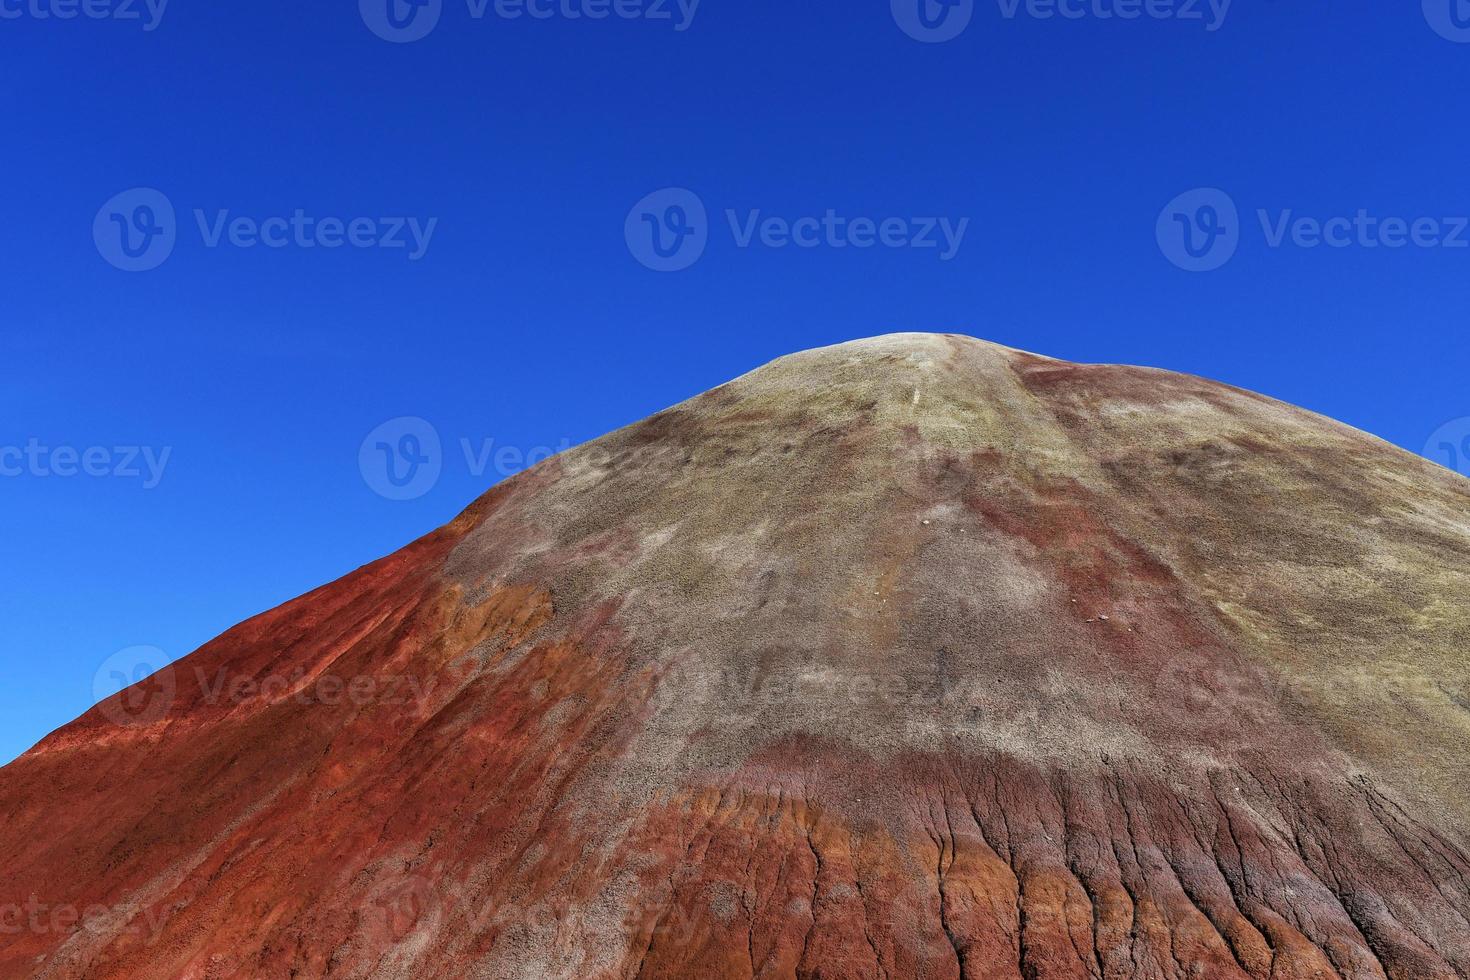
[2,0,1469,764]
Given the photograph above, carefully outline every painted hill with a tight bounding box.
[3,334,1469,979]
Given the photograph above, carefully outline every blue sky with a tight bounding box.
[2,0,1468,763]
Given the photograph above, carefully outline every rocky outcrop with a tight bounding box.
[2,334,1468,979]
